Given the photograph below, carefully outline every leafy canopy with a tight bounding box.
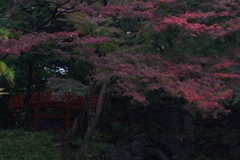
[1,0,240,118]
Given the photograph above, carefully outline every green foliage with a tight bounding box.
[71,140,110,160]
[182,0,199,8]
[0,28,14,39]
[0,0,12,28]
[0,88,7,96]
[117,17,140,32]
[67,13,94,35]
[186,125,239,160]
[8,0,67,33]
[155,4,174,16]
[0,0,12,13]
[95,42,119,53]
[47,77,89,97]
[95,27,114,37]
[70,131,112,160]
[0,130,61,160]
[186,152,213,160]
[232,88,240,106]
[0,61,14,84]
[102,17,114,26]
[65,61,92,81]
[77,23,94,36]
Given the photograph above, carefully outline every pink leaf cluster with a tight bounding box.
[76,36,110,45]
[155,16,225,37]
[74,5,97,16]
[213,59,237,69]
[100,5,154,20]
[0,31,79,55]
[59,0,240,38]
[158,0,176,4]
[88,53,240,118]
[214,73,240,79]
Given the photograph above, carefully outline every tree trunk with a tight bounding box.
[73,82,108,160]
[23,62,33,130]
[0,80,10,129]
[61,81,99,160]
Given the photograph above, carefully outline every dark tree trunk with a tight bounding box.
[73,82,108,160]
[0,80,10,129]
[61,81,99,160]
[102,0,108,6]
[61,116,80,160]
[23,62,33,130]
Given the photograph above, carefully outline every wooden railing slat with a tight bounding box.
[9,91,103,131]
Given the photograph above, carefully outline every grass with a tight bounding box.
[0,129,113,160]
[0,130,61,160]
[69,131,112,160]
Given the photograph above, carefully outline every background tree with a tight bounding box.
[0,0,240,159]
[0,61,14,129]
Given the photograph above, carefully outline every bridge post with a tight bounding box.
[65,106,71,128]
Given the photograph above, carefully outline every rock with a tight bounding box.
[230,146,240,160]
[103,147,131,160]
[130,140,145,158]
[146,148,172,160]
[159,134,182,153]
[132,156,144,160]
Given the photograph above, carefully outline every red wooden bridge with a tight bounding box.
[9,91,98,130]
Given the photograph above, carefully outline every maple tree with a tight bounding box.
[1,0,240,159]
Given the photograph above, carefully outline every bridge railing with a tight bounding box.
[9,91,100,131]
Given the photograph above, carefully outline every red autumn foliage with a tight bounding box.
[214,73,240,79]
[0,32,79,55]
[213,59,237,69]
[1,0,240,119]
[76,36,110,45]
[100,5,154,19]
[88,53,240,118]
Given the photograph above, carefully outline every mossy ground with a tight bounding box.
[0,129,111,160]
[0,130,61,160]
